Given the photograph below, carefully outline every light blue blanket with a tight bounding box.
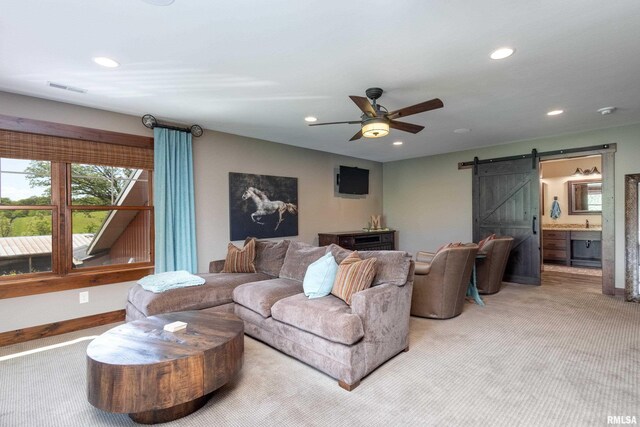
[137,270,205,293]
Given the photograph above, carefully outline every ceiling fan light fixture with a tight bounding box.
[362,118,389,138]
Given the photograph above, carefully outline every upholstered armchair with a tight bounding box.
[410,244,479,319]
[476,237,514,295]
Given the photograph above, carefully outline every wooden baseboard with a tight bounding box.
[0,309,124,347]
[615,288,625,297]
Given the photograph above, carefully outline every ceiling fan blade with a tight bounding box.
[349,129,363,141]
[387,98,444,119]
[349,96,377,117]
[389,120,425,134]
[308,121,361,126]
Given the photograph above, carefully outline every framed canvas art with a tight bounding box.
[229,172,298,240]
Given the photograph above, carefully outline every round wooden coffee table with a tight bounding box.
[87,310,243,424]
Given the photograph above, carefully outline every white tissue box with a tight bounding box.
[163,321,187,332]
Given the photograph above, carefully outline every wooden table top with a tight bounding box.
[87,310,243,365]
[87,310,244,423]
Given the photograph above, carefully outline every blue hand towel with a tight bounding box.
[550,200,561,219]
[137,270,205,293]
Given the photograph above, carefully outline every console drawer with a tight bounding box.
[543,239,567,250]
[543,249,568,260]
[543,230,568,239]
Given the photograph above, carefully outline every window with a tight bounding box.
[0,118,154,297]
[0,159,152,278]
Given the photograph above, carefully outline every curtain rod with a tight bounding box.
[141,114,203,137]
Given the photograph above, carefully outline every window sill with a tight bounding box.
[0,266,153,299]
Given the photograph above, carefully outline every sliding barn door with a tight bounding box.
[473,157,541,285]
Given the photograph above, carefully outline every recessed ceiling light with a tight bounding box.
[142,0,175,5]
[392,141,403,146]
[304,116,317,123]
[547,109,564,116]
[597,106,616,115]
[453,128,471,134]
[490,47,515,60]
[93,57,120,68]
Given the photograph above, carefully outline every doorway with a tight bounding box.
[540,156,603,292]
[467,144,616,295]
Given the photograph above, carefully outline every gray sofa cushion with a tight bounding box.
[326,245,412,287]
[271,293,364,345]
[279,241,327,282]
[233,277,303,318]
[254,239,290,277]
[326,243,353,264]
[360,250,412,287]
[128,272,270,316]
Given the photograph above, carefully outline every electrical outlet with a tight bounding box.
[79,291,89,304]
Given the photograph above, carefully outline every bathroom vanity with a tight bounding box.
[542,227,602,268]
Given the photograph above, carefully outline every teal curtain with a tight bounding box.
[154,128,197,273]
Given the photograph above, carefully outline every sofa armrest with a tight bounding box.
[209,259,225,273]
[351,282,412,345]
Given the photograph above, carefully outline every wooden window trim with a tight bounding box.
[0,266,153,299]
[0,114,153,149]
[0,115,155,299]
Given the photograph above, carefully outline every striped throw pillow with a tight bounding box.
[221,239,256,273]
[331,251,377,305]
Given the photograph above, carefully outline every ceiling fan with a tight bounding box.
[308,87,443,141]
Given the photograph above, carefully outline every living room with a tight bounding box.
[1,1,640,426]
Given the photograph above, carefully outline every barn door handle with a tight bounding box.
[532,215,537,234]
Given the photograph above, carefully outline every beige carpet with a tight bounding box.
[1,273,638,426]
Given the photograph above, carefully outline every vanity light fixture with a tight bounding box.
[572,167,601,176]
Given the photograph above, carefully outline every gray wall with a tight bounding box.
[383,122,640,289]
[0,92,382,332]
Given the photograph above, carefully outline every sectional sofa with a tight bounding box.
[126,239,415,390]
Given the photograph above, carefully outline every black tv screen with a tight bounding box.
[339,166,369,195]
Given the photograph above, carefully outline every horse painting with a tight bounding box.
[242,186,298,231]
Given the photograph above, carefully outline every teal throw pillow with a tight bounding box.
[303,252,338,299]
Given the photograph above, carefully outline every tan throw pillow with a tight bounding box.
[331,251,377,305]
[221,239,256,273]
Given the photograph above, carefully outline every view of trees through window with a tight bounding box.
[0,157,151,276]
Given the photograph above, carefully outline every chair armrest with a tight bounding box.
[414,262,432,275]
[416,251,436,263]
[351,283,412,344]
[209,259,225,273]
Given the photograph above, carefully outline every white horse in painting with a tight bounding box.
[242,187,298,230]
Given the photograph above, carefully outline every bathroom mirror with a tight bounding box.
[568,180,602,214]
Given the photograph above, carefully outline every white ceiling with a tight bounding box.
[1,0,640,162]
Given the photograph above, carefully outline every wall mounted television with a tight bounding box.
[338,166,369,195]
